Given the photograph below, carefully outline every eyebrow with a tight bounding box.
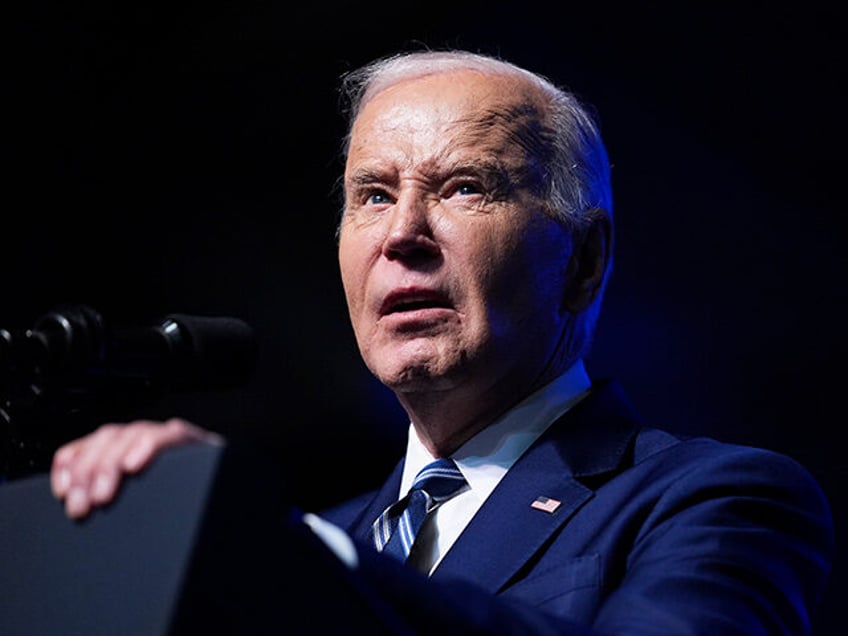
[346,167,392,188]
[345,155,536,205]
[438,157,514,193]
[438,153,542,198]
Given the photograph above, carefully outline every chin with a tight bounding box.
[366,335,469,391]
[375,358,458,393]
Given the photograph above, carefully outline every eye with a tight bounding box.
[442,176,488,210]
[455,182,482,196]
[365,189,394,206]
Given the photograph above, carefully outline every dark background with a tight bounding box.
[2,1,845,632]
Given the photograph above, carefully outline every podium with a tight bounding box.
[0,442,403,635]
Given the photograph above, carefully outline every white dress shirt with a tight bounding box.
[304,360,591,574]
[401,360,591,575]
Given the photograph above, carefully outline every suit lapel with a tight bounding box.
[431,439,593,591]
[431,381,640,593]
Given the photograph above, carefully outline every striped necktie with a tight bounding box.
[372,457,467,562]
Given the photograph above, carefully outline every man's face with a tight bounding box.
[338,70,574,399]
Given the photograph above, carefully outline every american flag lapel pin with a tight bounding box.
[531,496,562,513]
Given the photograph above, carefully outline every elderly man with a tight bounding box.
[51,50,833,633]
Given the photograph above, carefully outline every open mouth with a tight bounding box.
[388,299,449,314]
[380,290,452,316]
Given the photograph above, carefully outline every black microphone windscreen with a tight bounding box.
[163,314,258,390]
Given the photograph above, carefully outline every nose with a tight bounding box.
[381,191,440,261]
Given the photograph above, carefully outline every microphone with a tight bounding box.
[0,305,258,479]
[0,305,258,482]
[2,304,258,393]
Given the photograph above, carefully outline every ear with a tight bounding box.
[563,207,613,313]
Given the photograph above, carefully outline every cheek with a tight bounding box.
[467,222,531,289]
[450,236,522,338]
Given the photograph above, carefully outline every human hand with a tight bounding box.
[50,417,223,520]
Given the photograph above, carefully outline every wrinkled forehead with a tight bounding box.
[346,71,549,171]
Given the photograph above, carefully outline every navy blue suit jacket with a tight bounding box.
[321,381,834,634]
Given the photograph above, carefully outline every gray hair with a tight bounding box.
[338,49,613,229]
[337,49,614,361]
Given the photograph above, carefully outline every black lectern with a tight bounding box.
[0,443,401,635]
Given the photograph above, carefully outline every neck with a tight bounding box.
[396,359,577,457]
[398,390,503,457]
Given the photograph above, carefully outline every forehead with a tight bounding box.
[345,70,545,172]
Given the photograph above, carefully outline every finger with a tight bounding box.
[52,417,218,520]
[59,424,125,519]
[51,439,83,498]
[82,418,218,514]
[83,424,160,505]
[75,420,188,508]
[51,424,120,500]
[54,422,156,518]
[121,417,219,473]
